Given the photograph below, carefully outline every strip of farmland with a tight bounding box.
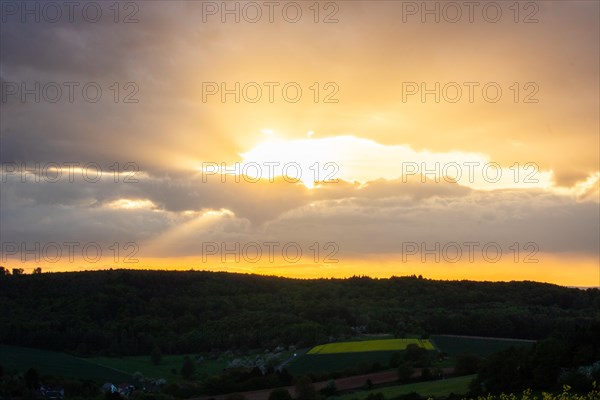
[308,338,434,354]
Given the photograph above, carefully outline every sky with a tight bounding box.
[0,1,598,286]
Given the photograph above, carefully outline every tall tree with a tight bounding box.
[151,346,162,365]
[180,356,195,380]
[397,363,414,383]
[268,388,292,400]
[24,368,39,389]
[294,376,316,400]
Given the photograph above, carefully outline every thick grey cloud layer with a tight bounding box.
[1,173,598,260]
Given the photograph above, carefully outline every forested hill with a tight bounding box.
[0,270,598,356]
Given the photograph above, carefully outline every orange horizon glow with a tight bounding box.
[4,253,599,288]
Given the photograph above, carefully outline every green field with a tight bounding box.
[0,345,277,383]
[91,354,228,382]
[431,335,535,357]
[288,352,397,375]
[309,339,434,355]
[92,349,295,382]
[289,338,434,375]
[333,375,476,400]
[0,345,131,383]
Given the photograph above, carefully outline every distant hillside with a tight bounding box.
[0,270,599,356]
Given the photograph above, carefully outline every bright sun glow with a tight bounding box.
[202,209,234,218]
[237,135,557,191]
[107,199,156,210]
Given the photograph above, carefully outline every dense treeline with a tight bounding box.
[0,270,599,356]
[472,327,600,394]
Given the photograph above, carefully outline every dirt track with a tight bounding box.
[193,367,454,400]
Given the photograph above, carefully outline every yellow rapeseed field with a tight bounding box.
[308,338,435,354]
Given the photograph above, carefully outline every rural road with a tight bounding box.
[276,348,309,371]
[193,367,454,400]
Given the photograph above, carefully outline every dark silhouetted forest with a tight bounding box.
[1,270,598,357]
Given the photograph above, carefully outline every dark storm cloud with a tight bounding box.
[1,171,598,258]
